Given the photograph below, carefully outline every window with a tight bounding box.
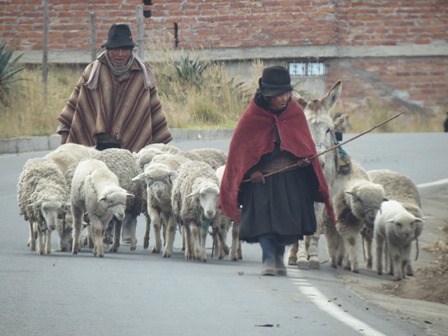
[289,62,325,77]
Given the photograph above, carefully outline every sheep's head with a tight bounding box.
[98,188,132,221]
[133,166,177,201]
[388,210,424,243]
[29,199,70,231]
[345,182,387,226]
[188,179,220,219]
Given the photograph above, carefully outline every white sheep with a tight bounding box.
[92,148,146,252]
[45,143,97,174]
[326,160,387,272]
[134,143,181,171]
[132,153,190,257]
[183,147,227,169]
[374,200,424,280]
[368,169,424,277]
[171,160,220,262]
[214,165,242,261]
[17,157,70,255]
[71,159,133,257]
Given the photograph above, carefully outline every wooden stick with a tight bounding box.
[242,112,403,183]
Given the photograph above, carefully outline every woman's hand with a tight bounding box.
[250,171,266,184]
[297,158,311,168]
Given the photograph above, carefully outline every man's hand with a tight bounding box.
[60,131,68,145]
[297,158,311,168]
[250,171,266,184]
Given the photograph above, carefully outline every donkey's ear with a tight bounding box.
[322,80,342,111]
[292,90,307,109]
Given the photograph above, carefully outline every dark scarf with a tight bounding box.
[218,97,335,224]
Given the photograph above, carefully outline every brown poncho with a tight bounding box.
[57,53,172,152]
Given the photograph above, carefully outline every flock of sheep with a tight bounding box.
[17,82,424,282]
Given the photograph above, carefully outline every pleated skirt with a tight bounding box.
[238,166,318,245]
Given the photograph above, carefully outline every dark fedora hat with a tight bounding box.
[102,23,136,49]
[259,65,293,97]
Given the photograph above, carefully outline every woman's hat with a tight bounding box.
[259,65,293,97]
[102,23,136,49]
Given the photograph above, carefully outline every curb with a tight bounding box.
[0,128,234,155]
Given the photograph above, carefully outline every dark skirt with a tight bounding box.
[238,166,318,245]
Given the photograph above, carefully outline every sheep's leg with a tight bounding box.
[296,238,310,269]
[344,234,359,273]
[217,227,229,259]
[307,232,321,269]
[45,229,52,255]
[143,213,150,250]
[184,223,193,260]
[189,222,201,261]
[402,243,413,277]
[28,220,36,252]
[324,224,339,268]
[375,235,384,275]
[363,230,374,270]
[110,219,121,252]
[90,218,105,257]
[151,212,162,253]
[71,206,83,254]
[231,221,241,261]
[389,244,403,280]
[163,216,176,258]
[37,229,44,255]
[123,213,137,251]
[288,243,298,265]
[199,223,208,262]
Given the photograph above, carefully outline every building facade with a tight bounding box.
[2,0,447,115]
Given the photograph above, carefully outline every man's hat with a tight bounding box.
[102,23,136,49]
[259,65,293,97]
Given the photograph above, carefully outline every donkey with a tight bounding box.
[288,80,345,269]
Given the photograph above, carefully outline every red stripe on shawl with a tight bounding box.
[218,98,335,224]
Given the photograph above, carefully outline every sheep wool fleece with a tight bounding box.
[57,53,172,152]
[218,98,335,224]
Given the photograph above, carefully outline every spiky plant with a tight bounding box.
[175,55,209,87]
[0,42,24,106]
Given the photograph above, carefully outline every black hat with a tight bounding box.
[259,65,293,97]
[102,23,136,49]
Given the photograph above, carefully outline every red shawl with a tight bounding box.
[218,98,336,224]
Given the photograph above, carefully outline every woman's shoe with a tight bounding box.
[261,260,276,276]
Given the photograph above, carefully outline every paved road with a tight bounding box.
[1,133,447,336]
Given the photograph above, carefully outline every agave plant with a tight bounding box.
[0,41,24,106]
[175,55,209,87]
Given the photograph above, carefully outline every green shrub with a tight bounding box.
[0,42,25,106]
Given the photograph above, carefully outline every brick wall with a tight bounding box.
[1,0,447,114]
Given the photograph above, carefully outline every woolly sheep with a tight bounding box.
[326,160,387,272]
[134,143,181,171]
[71,159,133,257]
[45,143,97,174]
[132,153,190,257]
[183,147,227,169]
[374,200,424,280]
[17,157,70,255]
[171,160,220,262]
[93,148,145,252]
[368,169,424,277]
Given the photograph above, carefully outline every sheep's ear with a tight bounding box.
[126,193,135,199]
[98,194,107,202]
[168,171,177,183]
[63,202,71,211]
[345,191,354,196]
[383,197,389,202]
[187,186,200,198]
[132,173,146,182]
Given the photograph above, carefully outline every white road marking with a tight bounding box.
[288,268,387,336]
[417,178,448,188]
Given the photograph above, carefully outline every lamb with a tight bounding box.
[368,169,424,278]
[17,157,70,255]
[374,200,424,280]
[171,160,220,262]
[71,159,133,257]
[92,148,145,252]
[325,160,387,272]
[132,153,190,256]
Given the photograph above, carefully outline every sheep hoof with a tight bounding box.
[288,256,297,265]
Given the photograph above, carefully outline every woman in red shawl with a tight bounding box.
[218,66,334,276]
